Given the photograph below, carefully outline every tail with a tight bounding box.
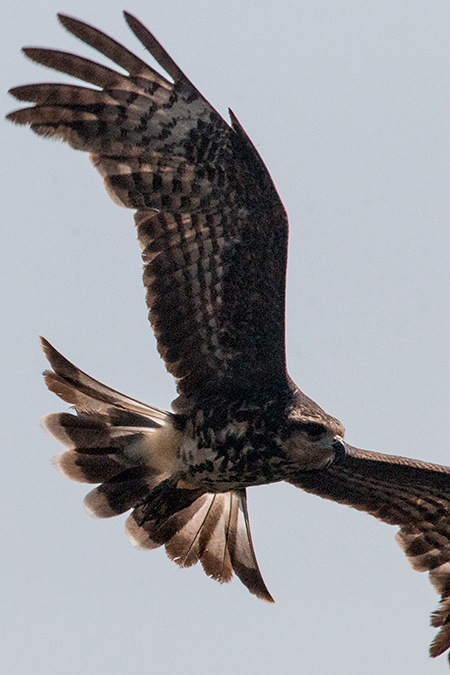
[40,338,273,602]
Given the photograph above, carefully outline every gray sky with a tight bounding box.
[2,1,450,673]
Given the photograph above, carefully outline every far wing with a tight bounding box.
[7,14,289,409]
[291,444,450,662]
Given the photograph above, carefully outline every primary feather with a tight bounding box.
[8,13,450,663]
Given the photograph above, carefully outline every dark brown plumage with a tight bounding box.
[7,13,450,663]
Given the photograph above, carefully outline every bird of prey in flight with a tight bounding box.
[7,13,450,664]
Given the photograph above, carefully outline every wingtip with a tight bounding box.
[122,11,193,89]
[5,109,21,124]
[122,11,149,44]
[21,47,52,69]
[122,11,142,31]
[8,85,22,100]
[57,13,78,33]
[21,47,37,62]
[56,12,70,24]
[123,10,137,23]
[57,13,95,38]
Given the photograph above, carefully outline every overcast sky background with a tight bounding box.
[2,1,450,673]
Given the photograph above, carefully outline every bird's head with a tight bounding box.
[282,408,346,471]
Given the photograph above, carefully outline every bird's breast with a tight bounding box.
[176,414,297,491]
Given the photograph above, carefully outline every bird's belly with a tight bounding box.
[176,432,291,491]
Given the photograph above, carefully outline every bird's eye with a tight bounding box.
[295,421,327,438]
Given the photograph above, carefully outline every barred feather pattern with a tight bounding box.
[292,444,450,662]
[8,12,288,406]
[40,338,272,602]
[9,13,450,663]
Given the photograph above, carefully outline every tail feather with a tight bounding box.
[228,491,273,601]
[191,493,234,583]
[52,448,132,484]
[41,410,169,516]
[40,338,272,601]
[126,489,274,601]
[166,494,222,569]
[84,470,159,518]
[40,336,167,424]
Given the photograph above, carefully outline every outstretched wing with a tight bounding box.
[7,14,289,409]
[290,444,450,662]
